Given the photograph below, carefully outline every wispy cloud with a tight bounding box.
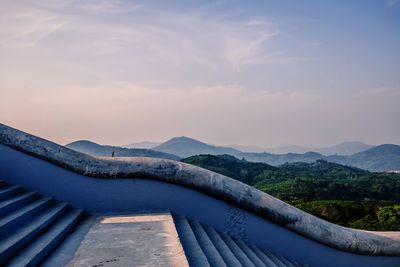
[0,2,69,47]
[0,0,285,70]
[2,1,398,146]
[223,27,280,70]
[72,0,141,14]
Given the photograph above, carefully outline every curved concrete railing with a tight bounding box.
[0,123,399,256]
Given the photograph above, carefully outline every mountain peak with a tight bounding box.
[314,141,373,156]
[153,136,240,158]
[168,136,201,142]
[66,140,100,147]
[158,136,209,148]
[355,144,400,156]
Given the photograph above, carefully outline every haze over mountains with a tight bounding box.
[125,139,373,156]
[239,145,400,172]
[66,140,179,160]
[123,141,161,149]
[231,141,373,155]
[66,137,400,172]
[314,142,373,156]
[330,144,400,172]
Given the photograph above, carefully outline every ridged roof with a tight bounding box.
[0,123,399,256]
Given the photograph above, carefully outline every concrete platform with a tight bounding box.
[67,213,189,267]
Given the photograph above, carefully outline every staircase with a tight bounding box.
[0,178,307,267]
[174,215,306,267]
[0,180,84,266]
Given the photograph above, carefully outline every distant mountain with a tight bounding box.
[265,145,310,154]
[264,141,372,155]
[66,140,180,160]
[123,141,161,149]
[149,136,399,171]
[229,144,267,153]
[327,144,400,172]
[236,144,400,172]
[152,136,241,158]
[314,141,373,156]
[68,138,399,171]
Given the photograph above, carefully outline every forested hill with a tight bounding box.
[182,154,277,185]
[182,154,399,201]
[181,154,400,230]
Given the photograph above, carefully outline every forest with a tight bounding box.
[182,155,400,230]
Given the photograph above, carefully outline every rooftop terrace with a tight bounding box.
[0,123,399,267]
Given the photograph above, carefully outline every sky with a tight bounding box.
[0,0,399,147]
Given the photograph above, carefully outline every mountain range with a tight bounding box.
[232,141,373,155]
[148,137,399,172]
[328,144,400,172]
[66,140,179,160]
[66,137,400,172]
[124,138,373,156]
[237,145,400,172]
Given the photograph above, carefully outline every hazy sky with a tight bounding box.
[0,0,399,147]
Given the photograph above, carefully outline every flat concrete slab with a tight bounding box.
[68,213,189,267]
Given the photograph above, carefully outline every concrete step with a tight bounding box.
[0,185,23,201]
[234,239,267,267]
[0,202,67,264]
[189,220,227,267]
[218,231,256,267]
[262,250,289,267]
[173,216,210,267]
[175,216,306,267]
[202,225,242,267]
[272,253,298,267]
[0,197,52,235]
[262,250,304,267]
[41,216,95,267]
[0,192,37,217]
[248,244,279,267]
[6,209,83,267]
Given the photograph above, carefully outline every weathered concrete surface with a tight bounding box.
[68,213,189,267]
[1,123,400,256]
